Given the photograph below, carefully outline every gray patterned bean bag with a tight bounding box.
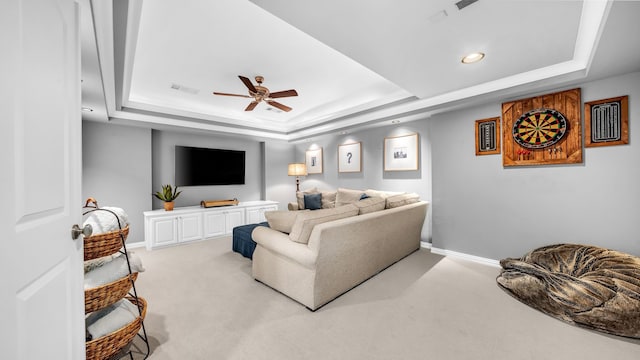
[497,244,640,338]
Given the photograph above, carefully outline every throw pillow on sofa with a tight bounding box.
[321,191,336,209]
[354,196,386,214]
[385,193,420,209]
[335,188,364,207]
[289,204,359,244]
[264,210,309,234]
[296,188,318,210]
[304,193,322,210]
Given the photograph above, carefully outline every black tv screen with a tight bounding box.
[175,146,245,186]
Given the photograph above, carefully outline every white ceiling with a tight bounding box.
[81,0,640,142]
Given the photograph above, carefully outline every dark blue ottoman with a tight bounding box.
[232,222,268,259]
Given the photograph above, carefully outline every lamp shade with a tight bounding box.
[288,163,307,176]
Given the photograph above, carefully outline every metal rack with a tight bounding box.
[83,199,150,360]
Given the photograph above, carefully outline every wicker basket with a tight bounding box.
[85,273,138,314]
[86,296,147,360]
[84,226,129,261]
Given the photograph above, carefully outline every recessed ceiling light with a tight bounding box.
[339,131,348,135]
[461,52,485,64]
[391,120,401,124]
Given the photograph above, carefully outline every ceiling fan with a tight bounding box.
[213,75,298,112]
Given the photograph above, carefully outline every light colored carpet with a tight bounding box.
[128,237,640,360]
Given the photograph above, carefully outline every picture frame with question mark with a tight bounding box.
[338,142,362,173]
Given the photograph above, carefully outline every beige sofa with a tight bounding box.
[251,197,428,310]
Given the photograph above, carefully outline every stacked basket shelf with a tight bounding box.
[83,201,149,360]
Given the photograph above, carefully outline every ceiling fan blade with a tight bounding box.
[245,101,259,111]
[268,89,298,99]
[238,75,257,93]
[266,100,292,112]
[213,92,252,98]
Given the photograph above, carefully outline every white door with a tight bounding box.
[0,0,84,359]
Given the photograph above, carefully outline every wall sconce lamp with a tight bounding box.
[287,163,307,192]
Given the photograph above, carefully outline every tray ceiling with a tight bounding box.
[81,0,640,141]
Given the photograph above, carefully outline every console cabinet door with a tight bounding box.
[178,213,203,243]
[225,209,245,232]
[246,205,278,224]
[150,217,178,248]
[204,211,226,238]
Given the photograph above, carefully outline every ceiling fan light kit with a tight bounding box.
[213,75,298,112]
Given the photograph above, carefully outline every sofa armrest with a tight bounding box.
[252,226,316,268]
[287,202,299,211]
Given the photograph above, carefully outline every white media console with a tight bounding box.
[144,200,278,250]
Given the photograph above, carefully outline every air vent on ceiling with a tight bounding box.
[428,10,448,23]
[455,0,478,10]
[266,107,283,113]
[170,83,200,95]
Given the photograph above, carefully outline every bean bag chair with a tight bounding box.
[497,244,640,338]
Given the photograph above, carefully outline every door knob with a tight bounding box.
[71,224,93,240]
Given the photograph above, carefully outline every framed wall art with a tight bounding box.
[384,133,419,171]
[502,88,582,167]
[305,147,323,174]
[338,142,361,173]
[475,117,501,156]
[584,95,629,147]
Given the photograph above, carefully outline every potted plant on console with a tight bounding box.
[154,184,181,211]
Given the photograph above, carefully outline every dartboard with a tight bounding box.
[512,108,568,149]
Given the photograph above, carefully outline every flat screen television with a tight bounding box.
[175,146,245,186]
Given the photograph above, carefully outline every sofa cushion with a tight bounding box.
[335,188,364,207]
[289,204,359,244]
[321,191,336,209]
[354,196,386,215]
[385,193,420,209]
[264,210,308,234]
[364,189,405,199]
[304,193,322,210]
[296,188,318,210]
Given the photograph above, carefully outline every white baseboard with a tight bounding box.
[427,245,501,268]
[125,241,146,249]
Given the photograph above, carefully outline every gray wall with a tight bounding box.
[294,123,433,241]
[82,121,152,245]
[151,130,263,209]
[83,124,295,246]
[83,71,640,258]
[430,71,640,260]
[264,140,298,209]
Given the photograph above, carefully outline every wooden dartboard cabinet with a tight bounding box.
[502,88,582,167]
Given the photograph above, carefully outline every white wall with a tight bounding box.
[430,71,640,260]
[82,121,152,245]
